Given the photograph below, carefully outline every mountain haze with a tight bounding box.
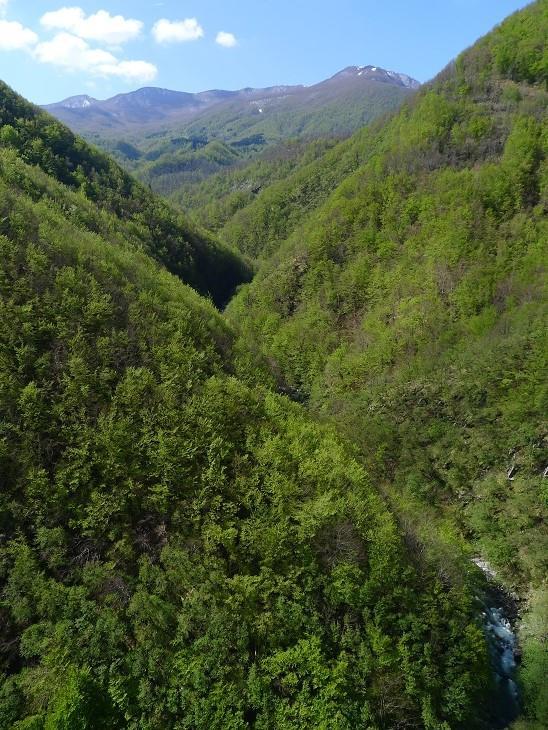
[44,65,419,139]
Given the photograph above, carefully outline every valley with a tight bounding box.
[43,65,420,230]
[0,2,546,728]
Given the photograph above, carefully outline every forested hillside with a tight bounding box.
[43,67,418,233]
[0,2,546,728]
[0,82,498,730]
[0,82,250,307]
[164,138,339,235]
[226,3,548,727]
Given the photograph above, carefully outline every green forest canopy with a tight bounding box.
[0,1,547,729]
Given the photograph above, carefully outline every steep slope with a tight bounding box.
[0,84,497,729]
[217,123,385,259]
[227,3,547,726]
[0,81,250,307]
[166,137,340,233]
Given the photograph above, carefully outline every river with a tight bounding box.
[472,557,521,728]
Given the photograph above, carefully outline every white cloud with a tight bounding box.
[100,60,158,82]
[216,31,237,48]
[35,32,116,70]
[152,18,204,44]
[41,7,142,45]
[33,32,157,82]
[0,19,38,50]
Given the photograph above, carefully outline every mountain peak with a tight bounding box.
[56,94,98,110]
[330,65,420,88]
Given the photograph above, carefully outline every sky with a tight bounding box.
[0,0,533,104]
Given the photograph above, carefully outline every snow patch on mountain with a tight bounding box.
[59,95,97,110]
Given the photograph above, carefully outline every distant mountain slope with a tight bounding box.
[178,66,418,145]
[0,80,250,306]
[44,86,245,131]
[44,65,419,225]
[43,65,419,140]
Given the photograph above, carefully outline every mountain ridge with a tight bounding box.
[43,64,420,135]
[47,64,420,108]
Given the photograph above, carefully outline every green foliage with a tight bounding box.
[169,138,337,234]
[518,587,548,727]
[1,3,546,728]
[225,2,548,723]
[219,128,379,259]
[0,80,250,306]
[489,1,548,84]
[138,139,241,197]
[44,667,121,729]
[0,85,491,729]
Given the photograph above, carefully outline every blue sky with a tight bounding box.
[0,0,532,104]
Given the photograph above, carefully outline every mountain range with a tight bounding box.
[43,64,420,138]
[43,64,421,207]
